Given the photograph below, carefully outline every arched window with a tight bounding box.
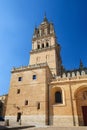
[37,45,40,49]
[46,42,49,47]
[42,44,44,48]
[55,91,62,103]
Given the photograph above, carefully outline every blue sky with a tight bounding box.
[0,0,87,95]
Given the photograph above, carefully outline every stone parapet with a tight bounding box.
[52,70,87,82]
[11,62,48,73]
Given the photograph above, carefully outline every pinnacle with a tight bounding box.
[43,12,48,22]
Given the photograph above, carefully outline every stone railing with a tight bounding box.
[62,70,86,78]
[11,62,48,72]
[52,70,87,81]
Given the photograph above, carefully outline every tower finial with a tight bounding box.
[43,12,48,22]
[79,59,84,69]
[44,12,46,17]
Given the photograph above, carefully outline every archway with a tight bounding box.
[75,86,87,126]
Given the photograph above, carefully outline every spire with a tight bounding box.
[79,59,84,69]
[43,12,48,22]
[34,25,37,34]
[33,24,38,38]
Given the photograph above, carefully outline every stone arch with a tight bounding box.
[74,85,87,98]
[51,86,65,105]
[74,85,87,126]
[46,42,49,47]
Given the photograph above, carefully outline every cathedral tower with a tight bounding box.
[29,15,62,75]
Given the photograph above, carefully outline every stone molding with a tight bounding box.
[11,63,48,73]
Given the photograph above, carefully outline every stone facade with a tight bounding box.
[49,74,87,126]
[5,16,87,126]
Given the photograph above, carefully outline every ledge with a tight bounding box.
[11,63,48,73]
[52,103,66,107]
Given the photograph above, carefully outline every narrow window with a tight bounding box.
[42,44,44,48]
[18,77,22,81]
[37,102,40,110]
[37,45,40,49]
[17,89,20,94]
[55,91,62,103]
[25,100,28,105]
[33,75,36,80]
[46,42,49,47]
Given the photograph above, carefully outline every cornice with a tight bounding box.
[50,76,87,85]
[11,63,48,73]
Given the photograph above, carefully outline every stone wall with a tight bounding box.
[5,64,52,126]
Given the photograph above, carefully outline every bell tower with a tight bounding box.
[29,15,62,75]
